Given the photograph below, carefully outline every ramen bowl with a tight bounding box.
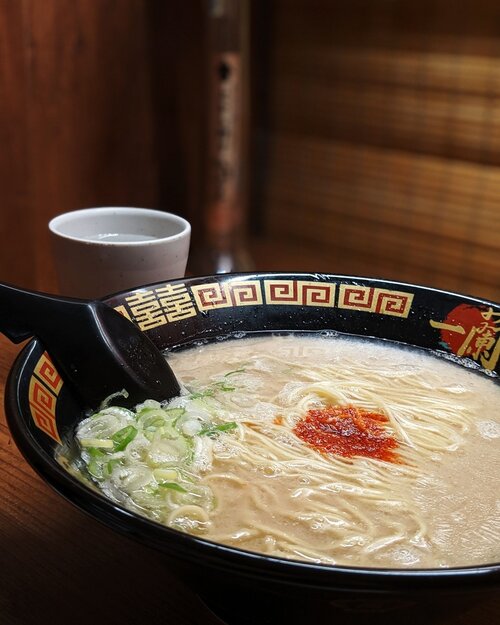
[5,273,500,624]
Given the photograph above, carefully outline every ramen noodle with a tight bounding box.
[74,334,500,568]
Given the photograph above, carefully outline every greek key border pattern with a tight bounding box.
[114,280,414,328]
[29,352,62,443]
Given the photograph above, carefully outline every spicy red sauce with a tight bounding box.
[293,405,400,463]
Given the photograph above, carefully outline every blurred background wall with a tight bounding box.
[1,0,499,300]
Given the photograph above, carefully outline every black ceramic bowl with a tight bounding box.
[5,273,500,624]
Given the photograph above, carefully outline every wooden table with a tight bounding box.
[0,333,499,625]
[0,335,222,625]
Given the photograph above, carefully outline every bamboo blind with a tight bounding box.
[257,0,500,301]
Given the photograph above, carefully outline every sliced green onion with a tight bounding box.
[158,482,188,493]
[79,438,114,449]
[224,368,246,377]
[189,379,238,398]
[213,381,235,392]
[76,393,218,523]
[153,468,178,481]
[87,458,104,479]
[143,416,166,430]
[143,430,156,442]
[189,389,215,400]
[99,389,129,410]
[104,457,122,477]
[112,425,138,451]
[86,447,106,459]
[199,422,238,437]
[159,421,181,440]
[164,407,186,421]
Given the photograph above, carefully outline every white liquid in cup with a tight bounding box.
[82,233,159,243]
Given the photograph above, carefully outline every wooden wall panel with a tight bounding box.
[0,0,161,291]
[258,0,500,301]
[147,0,205,245]
[2,0,499,301]
[0,1,34,287]
[273,77,500,165]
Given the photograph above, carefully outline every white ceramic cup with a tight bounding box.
[49,207,191,298]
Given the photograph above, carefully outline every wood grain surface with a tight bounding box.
[257,0,500,302]
[1,0,498,301]
[0,0,161,292]
[0,336,223,625]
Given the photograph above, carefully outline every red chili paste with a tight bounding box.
[293,405,400,463]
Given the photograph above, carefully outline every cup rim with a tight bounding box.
[48,207,191,246]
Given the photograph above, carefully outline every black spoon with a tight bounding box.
[0,282,181,409]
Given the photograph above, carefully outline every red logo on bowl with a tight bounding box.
[430,304,500,371]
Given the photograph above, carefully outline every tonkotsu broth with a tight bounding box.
[74,334,500,569]
[167,334,500,568]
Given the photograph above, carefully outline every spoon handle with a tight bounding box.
[0,281,181,408]
[0,282,85,343]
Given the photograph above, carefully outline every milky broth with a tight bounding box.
[166,334,500,568]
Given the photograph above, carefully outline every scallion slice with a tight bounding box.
[199,422,238,437]
[112,425,138,451]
